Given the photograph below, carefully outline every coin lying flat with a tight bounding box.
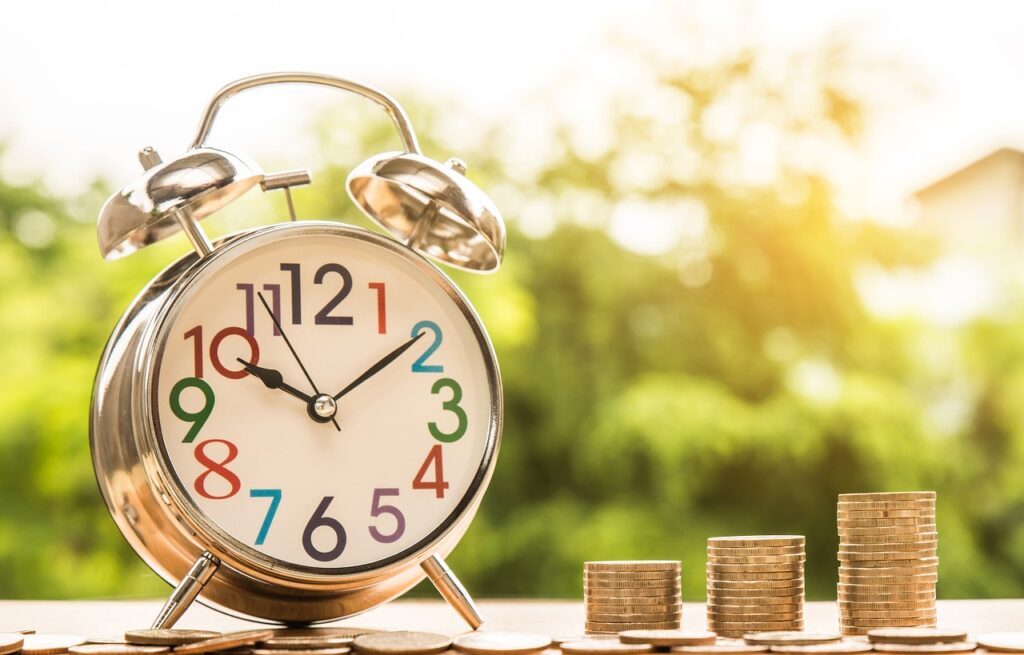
[839,492,936,502]
[618,631,717,647]
[743,634,841,646]
[125,631,222,647]
[0,635,24,655]
[23,635,88,655]
[866,629,968,645]
[708,537,805,549]
[173,631,274,655]
[261,635,357,650]
[586,561,681,572]
[710,555,806,565]
[250,649,353,655]
[767,642,873,654]
[589,613,682,623]
[710,601,803,611]
[870,643,976,653]
[561,641,653,654]
[586,622,680,633]
[69,646,169,655]
[353,632,452,655]
[673,645,769,654]
[709,580,804,590]
[273,630,379,639]
[452,632,551,655]
[707,562,803,573]
[976,632,1024,652]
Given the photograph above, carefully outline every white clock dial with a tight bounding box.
[150,227,498,571]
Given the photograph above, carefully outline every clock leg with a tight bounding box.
[151,551,221,629]
[421,554,483,629]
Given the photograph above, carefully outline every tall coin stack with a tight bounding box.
[837,491,938,635]
[583,560,682,634]
[705,535,806,638]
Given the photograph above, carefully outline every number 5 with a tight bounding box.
[369,488,406,544]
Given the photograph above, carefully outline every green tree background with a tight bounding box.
[2,33,1022,603]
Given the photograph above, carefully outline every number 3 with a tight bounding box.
[429,378,467,443]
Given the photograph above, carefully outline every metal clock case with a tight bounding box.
[90,73,506,628]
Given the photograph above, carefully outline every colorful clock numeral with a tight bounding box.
[169,377,215,443]
[302,496,347,561]
[237,283,281,336]
[193,438,241,500]
[410,321,444,373]
[183,325,260,379]
[250,488,282,545]
[368,282,387,334]
[428,378,467,443]
[368,488,406,543]
[412,444,449,498]
[314,263,354,325]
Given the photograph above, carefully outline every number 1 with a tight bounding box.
[250,488,282,546]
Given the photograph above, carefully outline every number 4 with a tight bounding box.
[412,444,449,499]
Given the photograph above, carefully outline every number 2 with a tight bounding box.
[410,321,444,373]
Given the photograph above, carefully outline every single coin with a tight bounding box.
[553,636,613,646]
[837,600,935,610]
[709,612,803,622]
[839,567,938,577]
[838,497,936,506]
[353,632,451,655]
[709,555,807,565]
[0,635,24,655]
[586,585,682,597]
[842,611,937,621]
[251,649,353,655]
[584,581,681,592]
[708,546,805,556]
[261,636,357,650]
[586,561,681,572]
[839,558,938,570]
[843,620,938,628]
[707,562,804,573]
[708,571,804,582]
[870,643,975,653]
[83,639,126,647]
[23,635,88,655]
[69,647,169,655]
[838,549,937,561]
[838,492,936,502]
[586,570,681,580]
[837,581,936,591]
[588,603,682,612]
[838,593,935,603]
[976,632,1024,652]
[839,525,937,537]
[768,642,873,654]
[708,537,805,549]
[708,579,804,590]
[560,641,653,654]
[125,631,222,647]
[273,630,379,639]
[673,646,769,654]
[172,631,275,655]
[837,508,934,518]
[838,541,938,552]
[709,603,803,614]
[585,623,680,633]
[744,634,841,647]
[707,590,805,601]
[708,596,803,606]
[588,613,682,623]
[619,631,717,647]
[866,629,968,645]
[586,593,682,603]
[452,632,551,655]
[710,624,805,634]
[841,533,939,546]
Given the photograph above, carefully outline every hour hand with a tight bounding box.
[237,359,314,403]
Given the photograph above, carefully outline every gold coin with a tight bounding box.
[23,635,88,655]
[173,631,275,655]
[767,642,873,654]
[843,619,938,628]
[709,603,803,614]
[560,640,653,654]
[708,537,805,549]
[839,558,938,569]
[68,647,169,655]
[709,555,806,565]
[709,612,803,622]
[839,565,937,576]
[743,634,840,646]
[838,592,935,602]
[838,552,937,564]
[842,611,937,621]
[586,570,680,579]
[251,649,353,655]
[837,516,935,527]
[588,605,682,614]
[619,631,717,646]
[708,571,803,582]
[552,636,612,646]
[837,581,936,592]
[709,623,805,633]
[585,622,680,632]
[588,612,682,623]
[708,579,804,590]
[976,632,1024,652]
[841,532,939,546]
[837,508,934,519]
[708,546,805,557]
[0,635,23,655]
[586,584,681,596]
[866,629,967,645]
[261,635,357,650]
[125,631,221,647]
[452,632,551,655]
[838,498,936,508]
[870,643,975,654]
[838,541,938,553]
[586,592,681,603]
[707,585,805,596]
[353,632,451,655]
[673,645,769,654]
[837,602,934,612]
[273,631,379,639]
[708,595,804,605]
[838,492,936,503]
[707,562,804,573]
[839,525,937,537]
[584,578,681,590]
[586,561,681,572]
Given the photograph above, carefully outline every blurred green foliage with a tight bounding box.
[2,35,1023,605]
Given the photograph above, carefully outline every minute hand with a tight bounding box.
[333,331,425,401]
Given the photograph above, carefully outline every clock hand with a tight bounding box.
[257,291,341,431]
[237,358,314,403]
[333,331,425,401]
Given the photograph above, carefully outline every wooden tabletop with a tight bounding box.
[1,600,1022,637]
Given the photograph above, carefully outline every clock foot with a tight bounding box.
[151,551,221,629]
[421,554,483,629]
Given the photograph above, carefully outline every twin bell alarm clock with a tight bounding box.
[90,73,505,629]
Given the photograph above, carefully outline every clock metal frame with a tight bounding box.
[91,221,503,623]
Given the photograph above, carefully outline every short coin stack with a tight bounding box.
[705,536,806,638]
[583,560,682,634]
[837,491,938,635]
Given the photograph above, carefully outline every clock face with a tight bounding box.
[149,226,499,573]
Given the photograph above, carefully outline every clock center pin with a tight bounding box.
[312,394,338,420]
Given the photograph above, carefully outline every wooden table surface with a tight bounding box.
[1,599,1022,637]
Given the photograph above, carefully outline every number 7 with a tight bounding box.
[250,488,282,546]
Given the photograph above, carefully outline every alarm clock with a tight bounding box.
[90,73,505,629]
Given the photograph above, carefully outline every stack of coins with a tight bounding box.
[583,560,682,634]
[705,536,806,638]
[837,492,938,636]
